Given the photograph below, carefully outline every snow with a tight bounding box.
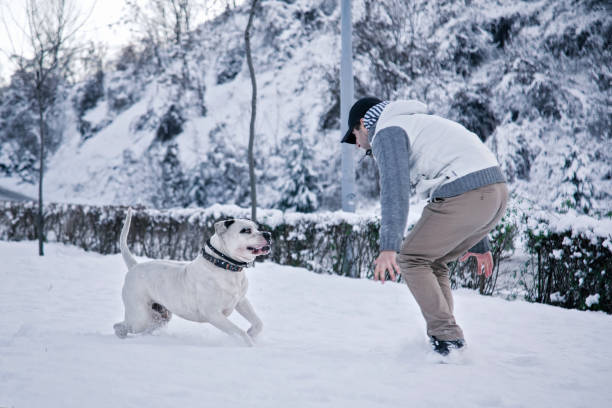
[586,294,600,308]
[1,240,611,408]
[526,208,612,245]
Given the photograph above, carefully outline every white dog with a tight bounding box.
[113,208,271,346]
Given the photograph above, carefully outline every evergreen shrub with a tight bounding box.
[156,105,184,142]
[521,214,612,313]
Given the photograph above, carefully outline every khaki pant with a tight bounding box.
[397,183,508,340]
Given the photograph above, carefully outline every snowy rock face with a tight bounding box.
[0,0,610,217]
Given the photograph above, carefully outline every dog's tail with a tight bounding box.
[120,207,137,269]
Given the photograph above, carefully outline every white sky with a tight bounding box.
[0,0,130,82]
[0,0,236,84]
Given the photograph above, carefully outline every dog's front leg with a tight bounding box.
[208,313,254,346]
[235,297,263,339]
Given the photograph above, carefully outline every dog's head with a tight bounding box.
[212,218,272,263]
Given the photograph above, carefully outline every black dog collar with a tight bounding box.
[201,239,249,272]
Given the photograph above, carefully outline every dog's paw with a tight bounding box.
[113,323,128,339]
[240,332,255,347]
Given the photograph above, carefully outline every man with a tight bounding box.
[342,97,508,356]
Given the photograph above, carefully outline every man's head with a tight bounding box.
[341,97,382,148]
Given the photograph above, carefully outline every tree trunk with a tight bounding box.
[21,0,85,255]
[37,71,44,256]
[245,0,259,221]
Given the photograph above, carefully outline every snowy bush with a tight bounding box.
[438,18,491,78]
[215,47,244,85]
[520,211,612,313]
[449,88,498,141]
[74,70,105,116]
[187,124,251,208]
[155,105,184,142]
[544,18,610,59]
[486,14,525,49]
[106,59,146,114]
[158,143,189,208]
[73,71,105,141]
[107,82,137,113]
[318,68,340,131]
[277,131,321,213]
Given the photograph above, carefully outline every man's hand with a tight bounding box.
[374,250,400,284]
[459,251,494,278]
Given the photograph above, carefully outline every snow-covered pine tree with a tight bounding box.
[159,142,188,208]
[0,70,39,182]
[555,145,596,215]
[187,162,208,207]
[195,124,250,208]
[278,131,320,213]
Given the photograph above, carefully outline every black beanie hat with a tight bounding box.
[341,97,382,144]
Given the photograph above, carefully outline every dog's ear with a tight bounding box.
[214,219,235,235]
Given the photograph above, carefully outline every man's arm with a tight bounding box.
[468,237,490,254]
[371,126,412,253]
[462,237,494,277]
[371,126,412,283]
[460,251,494,278]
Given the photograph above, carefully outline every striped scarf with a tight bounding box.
[363,101,389,132]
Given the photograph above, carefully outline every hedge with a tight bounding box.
[520,210,612,313]
[2,200,610,313]
[0,201,379,278]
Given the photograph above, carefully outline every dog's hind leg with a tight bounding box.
[151,302,172,328]
[116,297,157,336]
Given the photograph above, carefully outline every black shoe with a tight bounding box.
[430,336,465,356]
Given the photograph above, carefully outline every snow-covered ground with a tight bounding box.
[1,241,611,408]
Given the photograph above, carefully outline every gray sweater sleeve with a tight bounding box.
[468,237,491,254]
[371,126,412,252]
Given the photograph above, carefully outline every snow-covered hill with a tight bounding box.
[0,0,610,218]
[1,240,611,408]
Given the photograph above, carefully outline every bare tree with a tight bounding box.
[244,0,259,221]
[125,0,220,95]
[15,0,87,255]
[355,0,433,98]
[124,0,201,67]
[125,0,191,45]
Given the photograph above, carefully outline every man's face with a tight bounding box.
[352,119,371,150]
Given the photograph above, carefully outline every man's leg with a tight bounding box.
[436,183,509,267]
[431,261,453,313]
[398,208,466,341]
[398,183,508,341]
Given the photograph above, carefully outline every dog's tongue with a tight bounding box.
[249,245,271,255]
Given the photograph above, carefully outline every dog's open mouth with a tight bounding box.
[247,245,271,255]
